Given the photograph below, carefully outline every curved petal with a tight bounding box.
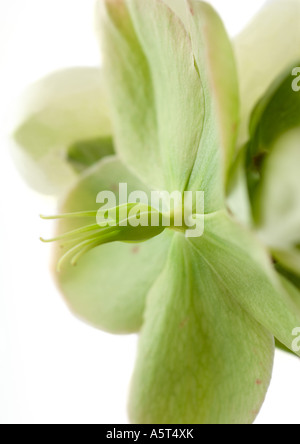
[234,0,300,144]
[193,211,300,355]
[129,234,274,424]
[51,157,173,334]
[99,0,203,193]
[98,0,238,211]
[13,67,113,195]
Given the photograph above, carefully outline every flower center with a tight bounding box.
[41,200,204,271]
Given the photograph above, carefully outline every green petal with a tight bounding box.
[185,0,240,185]
[193,211,300,355]
[99,0,238,210]
[99,0,202,193]
[129,234,274,424]
[275,339,296,355]
[52,157,173,333]
[13,67,113,195]
[163,0,188,26]
[234,0,300,144]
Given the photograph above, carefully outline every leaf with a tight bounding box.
[51,157,173,333]
[13,67,113,195]
[129,233,274,424]
[192,211,300,355]
[185,0,240,185]
[234,0,300,144]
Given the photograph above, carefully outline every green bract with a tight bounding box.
[13,0,300,425]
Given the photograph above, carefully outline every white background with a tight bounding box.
[0,0,299,424]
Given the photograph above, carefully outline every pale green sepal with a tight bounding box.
[194,211,300,355]
[52,156,173,333]
[13,67,112,195]
[185,0,240,188]
[129,233,274,424]
[99,0,208,196]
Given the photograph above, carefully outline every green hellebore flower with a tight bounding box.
[13,0,300,424]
